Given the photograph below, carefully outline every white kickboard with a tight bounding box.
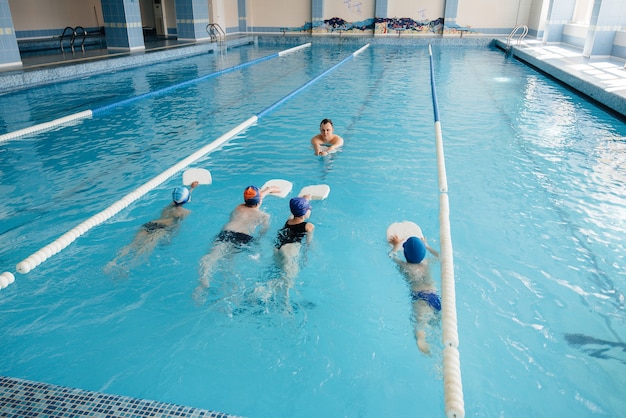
[298,184,330,200]
[386,221,424,242]
[262,179,293,198]
[183,168,212,185]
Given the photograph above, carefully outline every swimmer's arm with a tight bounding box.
[260,185,281,197]
[421,237,439,258]
[325,135,344,154]
[305,223,315,244]
[425,243,439,258]
[187,181,200,202]
[311,135,324,155]
[258,213,271,236]
[389,252,404,269]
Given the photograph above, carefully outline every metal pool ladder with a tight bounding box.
[506,25,528,51]
[60,26,87,55]
[206,23,226,50]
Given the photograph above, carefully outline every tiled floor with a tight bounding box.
[0,376,240,417]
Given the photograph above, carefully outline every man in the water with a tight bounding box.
[311,118,344,156]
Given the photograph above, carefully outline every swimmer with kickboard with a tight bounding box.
[386,220,440,355]
[105,167,212,278]
[252,180,330,311]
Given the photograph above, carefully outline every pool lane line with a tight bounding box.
[428,44,465,418]
[257,43,370,119]
[6,44,369,282]
[0,43,312,144]
[10,116,257,277]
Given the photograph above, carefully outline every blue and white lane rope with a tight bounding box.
[5,44,369,282]
[428,44,465,418]
[0,43,312,144]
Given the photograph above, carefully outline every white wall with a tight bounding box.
[527,0,548,36]
[9,0,103,31]
[250,0,309,28]
[165,0,176,32]
[140,0,155,28]
[224,0,239,32]
[457,0,526,29]
[387,0,444,21]
[615,31,626,47]
[323,0,375,22]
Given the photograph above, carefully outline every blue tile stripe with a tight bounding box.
[0,376,241,418]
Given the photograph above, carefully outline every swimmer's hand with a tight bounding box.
[314,147,328,156]
[388,234,403,253]
[262,185,282,196]
[388,234,402,246]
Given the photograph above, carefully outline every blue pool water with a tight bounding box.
[1,42,625,417]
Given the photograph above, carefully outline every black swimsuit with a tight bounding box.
[142,221,167,233]
[215,230,254,247]
[275,222,308,249]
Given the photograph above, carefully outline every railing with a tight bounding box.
[60,26,88,55]
[206,23,226,46]
[506,25,528,50]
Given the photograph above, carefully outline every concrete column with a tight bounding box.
[583,0,622,57]
[175,0,210,41]
[443,0,460,33]
[0,0,21,70]
[374,0,388,35]
[238,0,247,33]
[542,0,577,43]
[101,0,145,52]
[311,0,323,33]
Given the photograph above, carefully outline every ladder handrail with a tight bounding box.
[71,26,87,54]
[206,23,226,44]
[59,26,74,54]
[61,26,88,55]
[506,25,528,49]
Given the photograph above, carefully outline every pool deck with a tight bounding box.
[0,35,254,94]
[1,34,625,418]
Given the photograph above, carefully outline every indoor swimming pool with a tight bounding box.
[1,41,625,417]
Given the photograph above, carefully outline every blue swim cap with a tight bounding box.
[172,186,190,205]
[289,197,311,217]
[244,185,260,206]
[403,236,426,264]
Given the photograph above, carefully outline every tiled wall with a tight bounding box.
[175,0,210,41]
[0,0,20,68]
[101,0,144,50]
